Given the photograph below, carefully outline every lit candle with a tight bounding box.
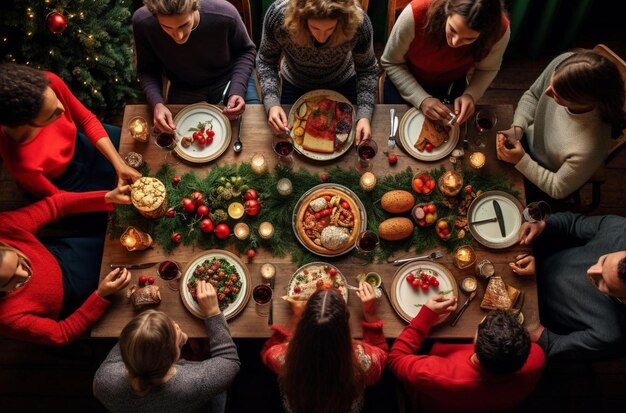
[258,222,274,239]
[260,263,276,281]
[359,172,377,191]
[438,170,463,197]
[120,226,153,251]
[454,245,476,269]
[228,202,245,219]
[276,178,293,196]
[233,222,250,240]
[251,153,267,174]
[128,117,148,142]
[469,151,486,169]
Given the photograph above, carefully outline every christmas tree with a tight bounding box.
[0,0,139,120]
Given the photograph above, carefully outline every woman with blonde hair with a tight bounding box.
[93,281,240,413]
[257,0,378,144]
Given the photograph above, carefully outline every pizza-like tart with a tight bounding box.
[287,263,348,302]
[414,118,449,151]
[480,276,520,310]
[298,98,353,154]
[295,188,361,256]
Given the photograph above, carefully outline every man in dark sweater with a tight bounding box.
[133,0,257,132]
[511,212,626,360]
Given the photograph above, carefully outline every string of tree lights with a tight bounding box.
[0,0,139,120]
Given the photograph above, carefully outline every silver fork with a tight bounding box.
[388,109,398,148]
[392,251,443,266]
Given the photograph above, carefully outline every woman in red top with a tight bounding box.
[381,0,510,124]
[261,283,388,413]
[0,63,140,198]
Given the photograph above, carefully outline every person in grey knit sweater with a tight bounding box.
[510,212,626,360]
[496,50,626,200]
[257,0,378,144]
[93,281,240,413]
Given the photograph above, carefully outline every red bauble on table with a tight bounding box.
[243,188,258,201]
[171,232,182,243]
[182,197,196,213]
[190,191,204,206]
[244,199,260,216]
[200,218,214,233]
[246,248,256,258]
[196,205,209,217]
[214,223,231,239]
[46,12,68,34]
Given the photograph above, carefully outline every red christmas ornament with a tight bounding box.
[214,223,231,239]
[46,12,68,34]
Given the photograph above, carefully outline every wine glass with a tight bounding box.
[472,109,497,149]
[356,138,378,173]
[152,127,179,165]
[273,134,294,168]
[522,201,551,223]
[353,230,379,264]
[157,260,182,291]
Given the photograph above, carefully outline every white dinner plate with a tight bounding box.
[173,103,231,163]
[467,191,523,249]
[286,262,348,303]
[288,89,355,161]
[390,261,458,324]
[398,107,459,161]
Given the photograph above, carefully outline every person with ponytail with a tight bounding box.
[261,282,388,413]
[93,281,240,413]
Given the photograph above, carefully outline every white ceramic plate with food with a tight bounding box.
[467,191,523,249]
[390,261,458,324]
[180,250,250,320]
[398,107,459,161]
[288,89,355,161]
[173,103,231,163]
[286,262,348,302]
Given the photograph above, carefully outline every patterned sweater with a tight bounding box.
[256,0,378,121]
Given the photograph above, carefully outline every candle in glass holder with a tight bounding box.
[251,153,267,174]
[228,202,245,219]
[120,226,153,251]
[128,116,148,142]
[276,178,293,196]
[233,223,250,240]
[454,245,476,269]
[260,263,276,281]
[258,222,274,239]
[469,151,486,169]
[438,170,463,197]
[359,172,376,191]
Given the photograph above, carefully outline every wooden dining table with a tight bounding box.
[91,103,538,340]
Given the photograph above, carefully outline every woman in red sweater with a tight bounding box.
[261,283,388,413]
[0,188,132,345]
[0,63,140,198]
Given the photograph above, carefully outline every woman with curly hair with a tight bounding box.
[257,0,378,143]
[381,0,510,124]
[261,283,388,413]
[0,63,140,198]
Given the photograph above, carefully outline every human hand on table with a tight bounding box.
[116,163,142,187]
[356,281,378,322]
[509,254,536,276]
[97,267,132,297]
[420,97,453,122]
[222,95,245,120]
[105,184,132,205]
[153,103,176,134]
[196,280,221,318]
[496,133,525,164]
[354,118,371,145]
[453,93,475,124]
[424,295,458,315]
[518,221,546,245]
[267,105,290,135]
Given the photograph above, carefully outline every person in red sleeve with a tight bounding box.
[389,295,545,413]
[261,283,388,413]
[0,63,141,199]
[0,187,132,345]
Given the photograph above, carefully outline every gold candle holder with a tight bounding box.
[120,226,153,251]
[228,202,245,219]
[359,172,377,191]
[260,263,276,281]
[258,222,274,240]
[469,151,486,169]
[233,223,250,240]
[276,178,293,196]
[454,245,476,269]
[128,116,148,142]
[438,170,463,197]
[251,153,267,174]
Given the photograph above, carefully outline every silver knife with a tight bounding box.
[469,217,498,225]
[268,277,275,325]
[492,200,506,237]
[109,262,160,270]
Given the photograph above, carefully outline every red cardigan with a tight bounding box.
[0,72,108,197]
[389,306,545,413]
[261,321,389,386]
[0,191,113,345]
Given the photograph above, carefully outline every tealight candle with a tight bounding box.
[128,116,148,142]
[120,226,153,251]
[359,172,377,191]
[469,151,486,169]
[228,202,245,219]
[260,263,276,281]
[454,245,476,269]
[451,148,465,158]
[251,153,267,174]
[233,223,250,240]
[276,178,293,196]
[258,222,274,240]
[438,170,463,197]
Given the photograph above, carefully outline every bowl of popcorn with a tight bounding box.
[131,177,167,218]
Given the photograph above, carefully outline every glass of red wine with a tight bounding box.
[152,127,179,165]
[157,260,182,291]
[252,284,273,316]
[472,109,497,149]
[356,138,378,173]
[522,201,551,223]
[353,230,380,264]
[273,134,294,168]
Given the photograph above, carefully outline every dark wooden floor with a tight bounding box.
[2,38,626,412]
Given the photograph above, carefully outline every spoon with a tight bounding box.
[233,117,243,153]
